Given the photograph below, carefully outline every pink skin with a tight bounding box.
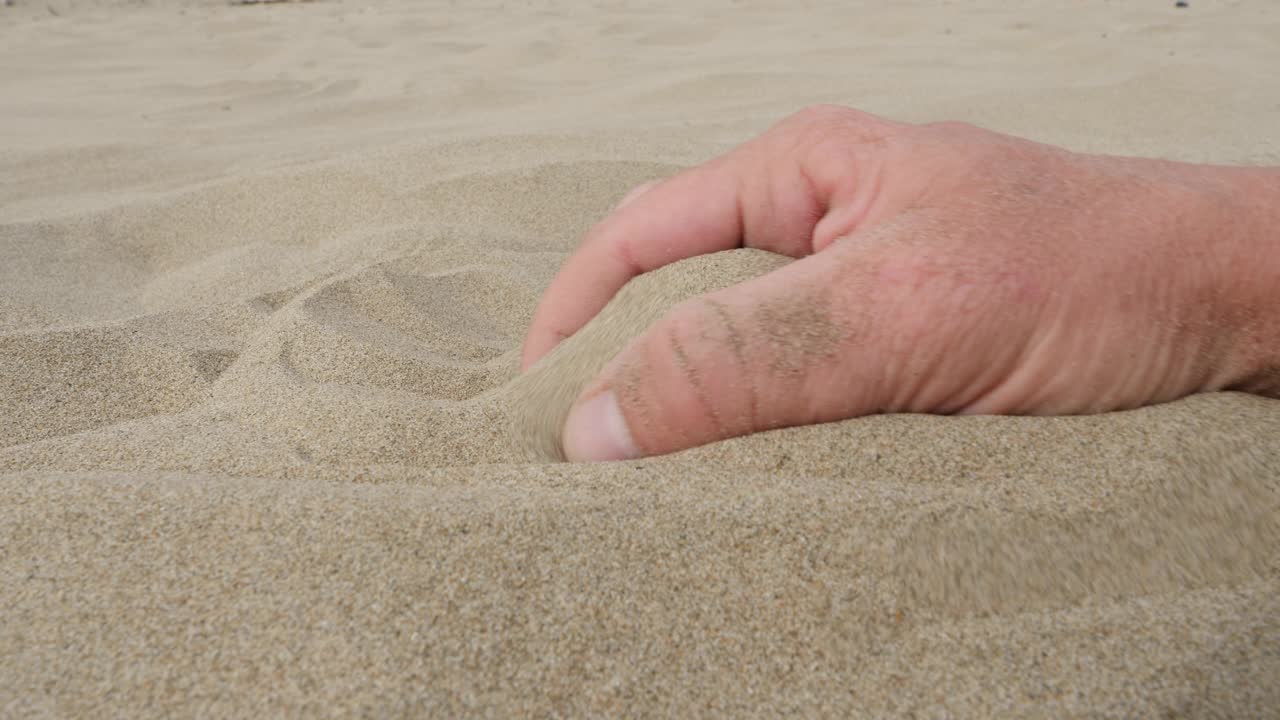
[521,105,1280,462]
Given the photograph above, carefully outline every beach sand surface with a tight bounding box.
[2,1,1279,716]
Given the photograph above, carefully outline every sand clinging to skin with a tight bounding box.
[504,249,791,461]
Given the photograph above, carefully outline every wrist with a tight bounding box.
[1210,166,1280,397]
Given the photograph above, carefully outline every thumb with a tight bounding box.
[561,249,887,461]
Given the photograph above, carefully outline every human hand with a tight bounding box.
[521,105,1280,462]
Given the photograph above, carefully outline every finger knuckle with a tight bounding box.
[924,119,981,135]
[793,103,848,121]
[787,104,861,132]
[657,301,720,395]
[777,105,893,160]
[629,302,737,445]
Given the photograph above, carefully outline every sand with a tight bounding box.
[2,0,1279,716]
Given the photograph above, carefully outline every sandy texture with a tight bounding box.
[3,1,1280,716]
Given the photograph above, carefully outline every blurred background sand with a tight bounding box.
[2,0,1278,716]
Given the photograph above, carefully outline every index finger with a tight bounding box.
[520,157,746,370]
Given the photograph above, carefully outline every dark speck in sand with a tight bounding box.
[1175,0,1188,7]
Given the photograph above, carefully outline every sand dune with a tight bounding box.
[2,0,1279,716]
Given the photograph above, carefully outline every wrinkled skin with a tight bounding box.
[521,105,1280,462]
